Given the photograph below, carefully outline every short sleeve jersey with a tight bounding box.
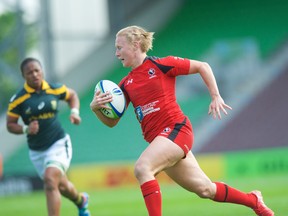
[7,80,69,151]
[119,56,191,143]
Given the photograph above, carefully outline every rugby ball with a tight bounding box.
[94,80,126,119]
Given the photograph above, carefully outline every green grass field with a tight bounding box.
[0,174,287,216]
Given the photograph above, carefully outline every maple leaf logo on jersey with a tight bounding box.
[148,68,156,79]
[160,127,171,135]
[163,127,171,133]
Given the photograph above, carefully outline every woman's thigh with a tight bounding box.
[135,136,184,183]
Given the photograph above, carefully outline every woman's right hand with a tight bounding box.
[90,90,113,113]
[28,120,39,135]
[90,90,120,127]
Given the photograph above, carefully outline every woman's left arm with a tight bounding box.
[188,60,232,119]
[66,88,81,125]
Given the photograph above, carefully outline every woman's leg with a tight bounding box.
[44,167,90,216]
[58,174,80,204]
[134,136,185,216]
[43,167,62,216]
[58,174,90,215]
[165,151,274,215]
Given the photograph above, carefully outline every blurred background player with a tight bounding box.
[6,57,90,216]
[90,25,274,216]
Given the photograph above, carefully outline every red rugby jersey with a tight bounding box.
[119,56,191,143]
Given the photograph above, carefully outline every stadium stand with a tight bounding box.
[198,60,288,153]
[3,0,288,175]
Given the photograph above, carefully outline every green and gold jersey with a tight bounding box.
[7,80,70,151]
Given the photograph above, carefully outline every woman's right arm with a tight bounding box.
[7,115,39,135]
[6,115,24,134]
[90,90,120,127]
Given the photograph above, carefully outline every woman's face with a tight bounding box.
[22,61,44,90]
[115,35,136,68]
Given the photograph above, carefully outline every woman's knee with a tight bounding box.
[43,175,58,191]
[134,159,153,181]
[195,184,215,199]
[43,168,61,191]
[134,160,145,179]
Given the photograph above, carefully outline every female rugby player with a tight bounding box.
[7,58,90,216]
[90,26,274,216]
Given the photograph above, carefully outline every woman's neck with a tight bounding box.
[132,53,147,69]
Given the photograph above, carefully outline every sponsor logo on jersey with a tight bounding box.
[135,101,160,123]
[51,100,57,110]
[25,107,32,115]
[10,94,16,102]
[126,79,133,85]
[38,101,45,110]
[29,112,55,121]
[135,106,144,122]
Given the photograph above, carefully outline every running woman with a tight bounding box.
[7,57,91,216]
[90,25,274,216]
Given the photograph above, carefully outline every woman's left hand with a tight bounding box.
[208,95,232,120]
[70,113,81,125]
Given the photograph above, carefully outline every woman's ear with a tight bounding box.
[133,41,139,51]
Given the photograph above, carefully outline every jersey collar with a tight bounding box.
[24,80,50,93]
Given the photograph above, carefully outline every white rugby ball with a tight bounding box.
[94,80,126,119]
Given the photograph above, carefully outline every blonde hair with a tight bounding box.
[116,25,154,53]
